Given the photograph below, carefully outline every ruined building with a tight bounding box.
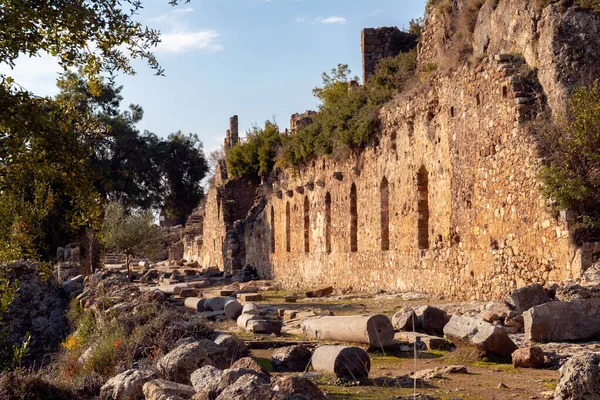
[173,0,600,300]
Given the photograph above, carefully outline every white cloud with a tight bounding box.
[367,10,383,17]
[296,17,305,23]
[149,8,224,54]
[317,16,347,24]
[0,53,63,96]
[156,31,224,54]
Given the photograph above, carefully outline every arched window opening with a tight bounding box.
[325,192,332,254]
[417,166,430,250]
[270,205,275,253]
[286,202,291,252]
[380,177,390,251]
[350,183,358,252]
[304,196,310,253]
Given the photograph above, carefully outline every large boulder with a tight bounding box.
[142,379,196,400]
[199,339,229,369]
[190,365,223,392]
[414,306,449,335]
[214,334,249,364]
[555,283,600,301]
[271,345,313,372]
[443,315,517,357]
[156,342,207,384]
[506,283,550,314]
[554,353,600,400]
[523,299,600,342]
[100,369,155,400]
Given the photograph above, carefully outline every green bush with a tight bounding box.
[281,50,417,167]
[226,120,283,182]
[539,81,600,242]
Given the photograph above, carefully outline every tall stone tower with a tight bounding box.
[361,27,418,83]
[224,115,239,150]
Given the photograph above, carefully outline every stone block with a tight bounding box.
[506,283,550,314]
[443,315,517,357]
[305,286,333,298]
[394,331,452,350]
[238,293,262,302]
[512,346,545,368]
[524,299,600,342]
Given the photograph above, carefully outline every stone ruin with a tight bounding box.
[168,0,600,302]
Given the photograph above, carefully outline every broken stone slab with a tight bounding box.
[524,298,600,342]
[184,297,205,312]
[242,302,260,315]
[506,283,551,314]
[62,275,84,295]
[205,296,230,311]
[305,286,334,298]
[512,346,545,368]
[199,339,229,370]
[391,308,416,331]
[414,306,450,335]
[311,345,370,380]
[218,289,236,296]
[142,379,195,400]
[394,332,452,350]
[202,310,226,321]
[237,293,262,302]
[301,314,395,348]
[443,315,517,357]
[284,295,298,303]
[223,299,243,320]
[412,365,467,380]
[247,319,282,335]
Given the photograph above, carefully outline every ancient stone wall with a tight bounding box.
[183,0,600,300]
[240,52,580,300]
[362,27,417,83]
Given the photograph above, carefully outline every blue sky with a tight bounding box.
[2,0,427,153]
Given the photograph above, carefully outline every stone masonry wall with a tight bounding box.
[183,0,600,300]
[242,53,577,300]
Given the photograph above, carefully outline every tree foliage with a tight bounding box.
[57,72,209,225]
[226,121,283,182]
[539,81,600,242]
[281,50,417,167]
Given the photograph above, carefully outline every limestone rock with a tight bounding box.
[443,315,517,357]
[524,299,600,342]
[394,331,452,350]
[204,296,229,311]
[215,374,270,400]
[269,376,328,400]
[555,283,600,301]
[213,367,270,395]
[247,319,282,335]
[100,369,155,400]
[199,339,229,370]
[213,333,249,364]
[301,315,395,348]
[512,346,545,368]
[190,365,223,392]
[62,275,84,295]
[271,345,313,372]
[156,341,207,384]
[554,353,600,400]
[414,306,450,335]
[506,283,550,314]
[142,379,196,400]
[305,286,333,298]
[391,308,416,331]
[230,357,270,375]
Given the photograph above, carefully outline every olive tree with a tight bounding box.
[101,202,163,277]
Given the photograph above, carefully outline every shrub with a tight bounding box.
[538,81,600,242]
[281,50,418,167]
[225,120,283,182]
